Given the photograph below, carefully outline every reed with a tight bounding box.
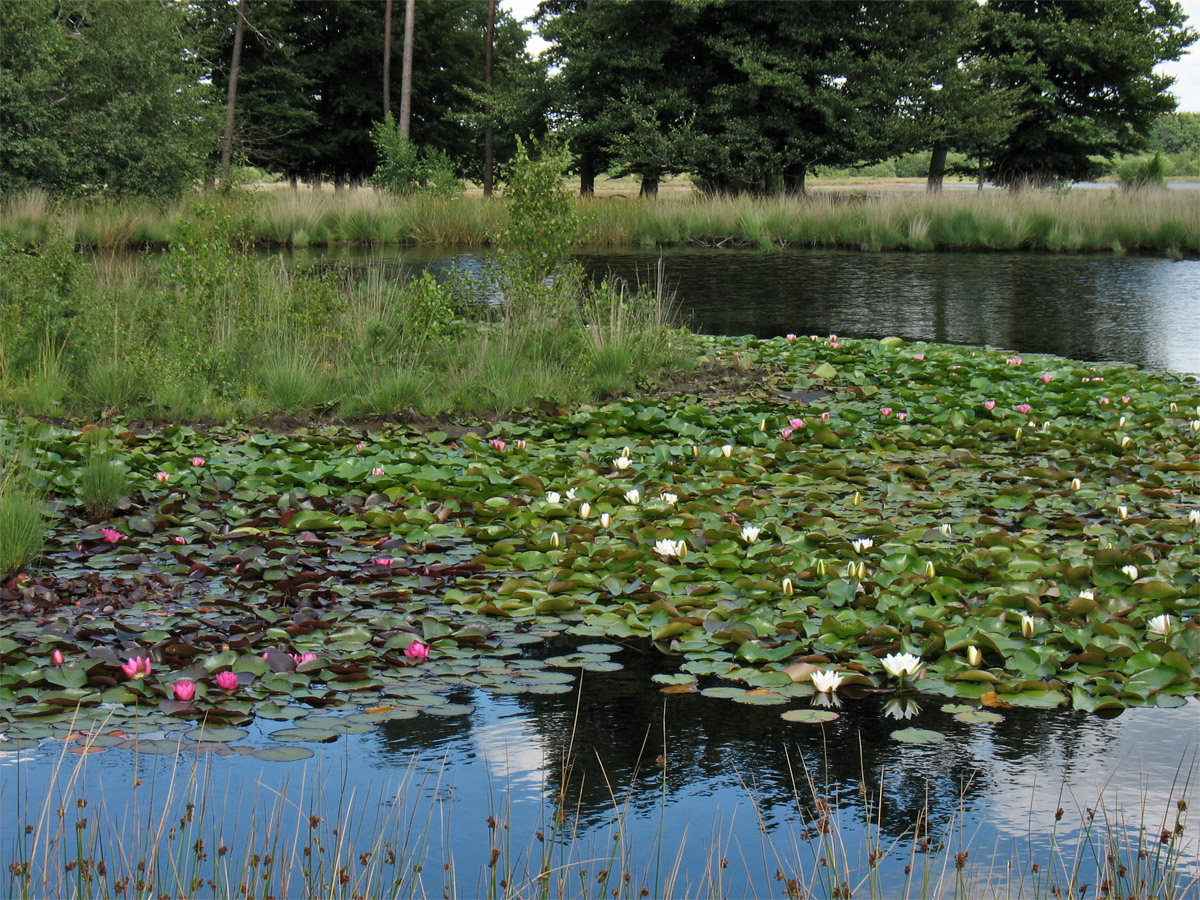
[4,716,1194,900]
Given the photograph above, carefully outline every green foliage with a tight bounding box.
[0,0,216,198]
[1117,152,1168,191]
[0,229,84,382]
[500,136,579,289]
[370,116,463,197]
[0,487,42,578]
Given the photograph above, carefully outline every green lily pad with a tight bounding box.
[781,709,840,723]
[891,728,945,744]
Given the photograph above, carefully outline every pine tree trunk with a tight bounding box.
[926,140,947,193]
[483,0,495,196]
[399,0,415,140]
[219,0,247,187]
[383,0,393,118]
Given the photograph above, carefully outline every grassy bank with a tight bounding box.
[2,186,1198,255]
[0,205,690,423]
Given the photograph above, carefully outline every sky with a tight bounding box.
[501,0,1200,113]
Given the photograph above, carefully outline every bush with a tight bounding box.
[370,115,462,197]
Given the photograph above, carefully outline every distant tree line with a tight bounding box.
[0,0,1194,199]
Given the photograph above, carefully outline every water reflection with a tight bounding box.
[299,247,1200,374]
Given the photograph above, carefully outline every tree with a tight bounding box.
[978,0,1195,187]
[1,0,216,198]
[219,0,248,186]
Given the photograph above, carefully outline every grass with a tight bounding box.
[3,711,1194,900]
[75,450,128,519]
[3,187,1197,256]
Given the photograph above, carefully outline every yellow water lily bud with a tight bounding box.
[550,532,560,548]
[925,561,936,577]
[967,646,982,668]
[851,491,861,507]
[782,577,794,597]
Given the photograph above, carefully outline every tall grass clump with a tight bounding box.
[76,447,128,519]
[0,428,44,578]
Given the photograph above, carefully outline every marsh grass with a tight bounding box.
[76,449,128,519]
[4,187,1197,255]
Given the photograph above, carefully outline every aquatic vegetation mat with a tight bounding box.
[2,334,1198,754]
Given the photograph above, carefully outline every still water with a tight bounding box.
[5,249,1200,897]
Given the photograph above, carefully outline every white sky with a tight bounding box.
[501,0,1200,113]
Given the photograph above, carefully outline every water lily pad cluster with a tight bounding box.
[2,333,1198,751]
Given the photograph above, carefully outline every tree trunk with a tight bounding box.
[219,0,247,187]
[926,140,947,193]
[483,0,495,196]
[383,0,393,118]
[399,0,415,140]
[783,165,807,196]
[579,149,595,196]
[639,172,659,199]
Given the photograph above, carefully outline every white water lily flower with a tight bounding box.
[565,488,577,501]
[967,646,982,668]
[624,488,641,505]
[1117,506,1129,519]
[654,538,686,559]
[1021,614,1036,638]
[1071,478,1082,490]
[1078,589,1095,601]
[660,491,678,506]
[721,444,733,458]
[1189,510,1200,525]
[613,457,632,471]
[545,491,561,505]
[1147,614,1174,636]
[810,670,844,693]
[1122,564,1140,581]
[579,502,591,519]
[600,512,611,528]
[741,524,762,543]
[1191,420,1200,432]
[851,538,874,553]
[938,524,952,536]
[881,651,922,680]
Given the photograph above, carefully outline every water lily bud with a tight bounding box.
[691,445,700,458]
[1120,436,1131,449]
[721,444,733,458]
[1117,506,1129,519]
[925,561,936,577]
[1071,478,1082,491]
[600,512,611,528]
[1169,402,1178,413]
[51,649,65,666]
[938,524,952,536]
[782,577,794,597]
[1021,614,1035,638]
[1122,564,1139,581]
[1015,427,1023,440]
[1192,420,1200,432]
[579,502,591,519]
[816,559,827,576]
[1189,510,1200,525]
[857,561,867,579]
[1118,415,1127,428]
[759,418,767,432]
[550,531,560,548]
[967,646,982,668]
[851,491,861,507]
[621,446,631,459]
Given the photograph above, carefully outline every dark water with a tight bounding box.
[309,246,1200,375]
[4,640,1197,897]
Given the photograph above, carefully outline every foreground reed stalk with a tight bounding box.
[4,725,1195,900]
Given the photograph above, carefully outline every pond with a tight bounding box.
[309,247,1200,375]
[3,252,1200,899]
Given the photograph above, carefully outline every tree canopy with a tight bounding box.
[0,0,1193,198]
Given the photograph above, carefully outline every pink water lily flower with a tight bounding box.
[404,640,430,662]
[490,439,507,451]
[880,407,892,417]
[789,418,804,429]
[100,528,124,544]
[173,680,196,701]
[155,472,170,483]
[1099,397,1110,405]
[292,652,318,665]
[1040,373,1053,384]
[913,353,925,361]
[785,333,797,340]
[215,671,238,691]
[372,467,385,476]
[1017,403,1032,414]
[121,656,152,680]
[1121,396,1131,404]
[191,457,205,467]
[374,557,393,566]
[896,412,908,421]
[984,400,996,411]
[51,649,65,666]
[170,535,186,545]
[779,428,793,439]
